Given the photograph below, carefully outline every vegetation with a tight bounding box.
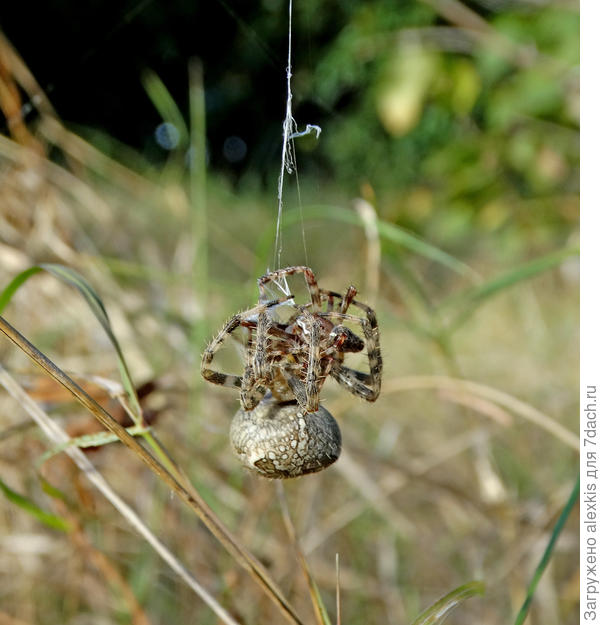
[0,1,578,624]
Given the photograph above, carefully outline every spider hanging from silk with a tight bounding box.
[201,266,382,478]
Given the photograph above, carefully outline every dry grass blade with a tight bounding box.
[0,314,304,625]
[38,117,157,195]
[384,376,579,451]
[0,364,240,625]
[53,502,153,625]
[277,482,332,625]
[333,450,415,538]
[335,553,341,625]
[438,388,513,426]
[0,30,57,119]
[353,198,381,303]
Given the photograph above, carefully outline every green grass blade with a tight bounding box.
[0,476,71,532]
[1,265,182,476]
[410,581,485,625]
[39,263,142,417]
[0,266,44,314]
[308,577,332,625]
[444,245,579,330]
[1,264,142,417]
[39,477,70,503]
[513,474,580,625]
[307,204,478,279]
[141,69,190,147]
[37,424,151,466]
[189,58,209,350]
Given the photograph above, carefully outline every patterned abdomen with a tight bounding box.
[230,395,342,478]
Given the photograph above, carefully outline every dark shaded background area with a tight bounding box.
[1,1,285,170]
[0,0,579,251]
[0,0,350,176]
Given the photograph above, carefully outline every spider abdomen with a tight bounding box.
[230,395,342,478]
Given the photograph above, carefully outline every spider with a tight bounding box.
[201,266,382,414]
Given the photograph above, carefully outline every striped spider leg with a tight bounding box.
[317,302,382,403]
[283,295,381,412]
[258,265,321,309]
[201,296,292,410]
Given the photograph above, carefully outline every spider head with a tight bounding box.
[329,325,364,353]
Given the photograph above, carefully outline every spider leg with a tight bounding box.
[201,296,292,394]
[253,309,270,380]
[278,313,321,413]
[341,286,358,314]
[282,368,308,408]
[240,364,267,411]
[330,362,378,401]
[319,286,357,314]
[201,315,244,389]
[240,309,271,410]
[304,313,322,412]
[258,266,321,310]
[318,307,382,402]
[346,301,382,399]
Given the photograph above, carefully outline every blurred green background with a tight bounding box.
[0,0,579,257]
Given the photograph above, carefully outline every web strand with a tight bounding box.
[272,0,321,280]
[273,0,294,273]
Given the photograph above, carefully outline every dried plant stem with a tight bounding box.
[53,501,153,625]
[354,198,381,303]
[277,482,331,625]
[0,314,303,625]
[0,364,240,625]
[384,375,579,451]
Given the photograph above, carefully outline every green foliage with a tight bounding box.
[410,581,485,625]
[513,474,580,625]
[0,264,141,417]
[0,476,71,532]
[289,0,578,250]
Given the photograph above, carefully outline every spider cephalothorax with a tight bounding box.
[201,266,382,414]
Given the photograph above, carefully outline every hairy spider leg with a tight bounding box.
[319,286,358,314]
[241,308,315,409]
[240,309,272,410]
[282,309,352,413]
[304,312,322,412]
[317,309,382,402]
[201,296,292,394]
[258,266,321,310]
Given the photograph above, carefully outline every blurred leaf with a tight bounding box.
[141,69,189,147]
[0,476,71,532]
[444,245,579,329]
[376,46,438,136]
[0,264,142,417]
[449,58,481,115]
[488,68,564,130]
[0,266,43,314]
[410,581,485,625]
